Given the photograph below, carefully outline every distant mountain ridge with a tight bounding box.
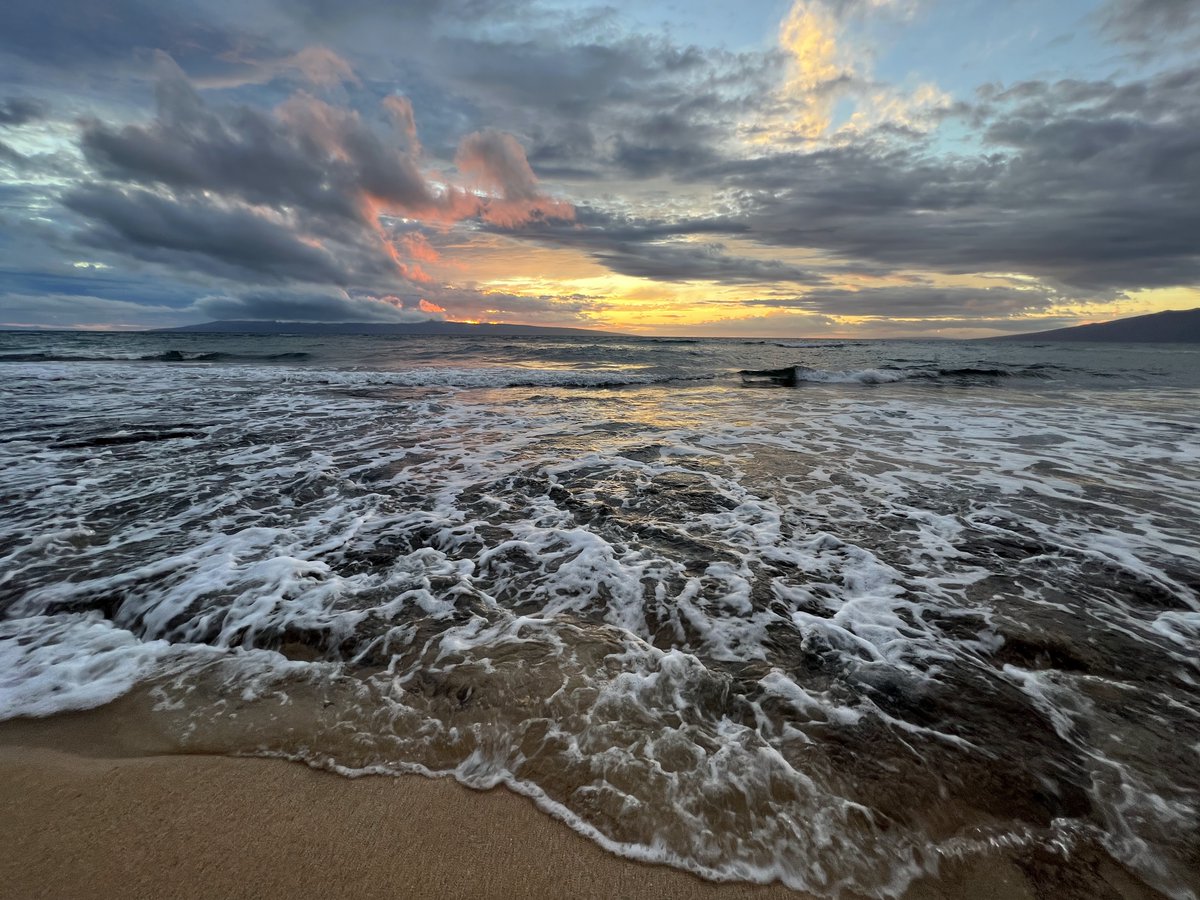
[155,319,625,338]
[989,307,1200,342]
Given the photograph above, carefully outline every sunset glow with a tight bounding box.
[1,0,1197,334]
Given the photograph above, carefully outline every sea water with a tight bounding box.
[1,330,1197,897]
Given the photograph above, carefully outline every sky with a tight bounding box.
[0,0,1198,337]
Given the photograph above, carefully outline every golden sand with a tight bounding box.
[0,707,1062,900]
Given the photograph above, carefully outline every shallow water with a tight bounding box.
[1,331,1198,898]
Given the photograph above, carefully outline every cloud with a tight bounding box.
[62,52,573,313]
[188,45,363,90]
[420,287,603,326]
[590,241,825,285]
[62,184,375,285]
[661,312,840,338]
[0,97,48,126]
[455,129,574,226]
[750,0,937,146]
[193,288,428,322]
[415,25,781,181]
[0,140,27,169]
[78,54,570,230]
[0,0,272,83]
[1096,0,1199,45]
[0,292,192,328]
[742,285,1057,318]
[774,0,848,139]
[679,62,1200,294]
[80,53,433,225]
[495,55,1200,306]
[4,0,1199,331]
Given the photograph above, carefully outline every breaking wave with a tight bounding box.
[0,350,314,363]
[739,363,1061,386]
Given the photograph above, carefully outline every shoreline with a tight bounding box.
[0,706,1064,900]
[0,705,813,900]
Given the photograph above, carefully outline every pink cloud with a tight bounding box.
[455,130,575,227]
[82,57,573,301]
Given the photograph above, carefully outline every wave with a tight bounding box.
[0,350,313,363]
[739,363,1059,386]
[741,341,859,349]
[283,366,719,390]
[2,354,1198,898]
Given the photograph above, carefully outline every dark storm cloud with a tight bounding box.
[0,98,47,126]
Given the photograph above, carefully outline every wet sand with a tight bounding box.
[0,707,1057,900]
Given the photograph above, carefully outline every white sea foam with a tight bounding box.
[0,615,171,718]
[1,353,1198,898]
[794,366,911,384]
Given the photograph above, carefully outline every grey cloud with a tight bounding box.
[0,97,48,126]
[193,288,426,322]
[422,287,603,326]
[500,205,750,248]
[477,55,1200,302]
[419,30,781,180]
[0,140,26,168]
[592,241,825,285]
[0,0,274,80]
[742,286,1057,318]
[80,54,434,224]
[0,292,193,328]
[279,0,531,32]
[62,184,369,285]
[195,281,604,327]
[1097,0,1199,44]
[612,134,722,180]
[685,64,1200,294]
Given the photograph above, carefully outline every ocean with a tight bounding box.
[1,329,1198,898]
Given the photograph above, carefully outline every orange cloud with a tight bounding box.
[382,95,420,154]
[272,94,573,280]
[397,231,440,264]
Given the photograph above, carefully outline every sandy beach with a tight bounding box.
[0,700,808,900]
[0,705,1067,900]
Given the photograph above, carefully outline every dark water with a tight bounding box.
[1,330,1198,898]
